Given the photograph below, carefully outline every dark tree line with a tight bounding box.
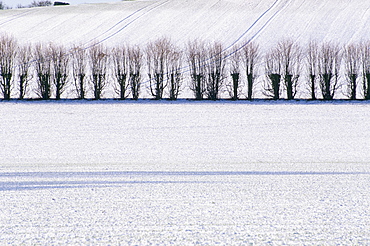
[0,1,11,9]
[1,35,370,100]
[1,1,53,9]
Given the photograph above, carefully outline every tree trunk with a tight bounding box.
[169,73,175,100]
[79,74,85,99]
[55,73,61,100]
[269,73,281,100]
[119,74,127,100]
[155,73,163,100]
[366,73,370,100]
[309,74,316,100]
[231,73,239,100]
[2,73,12,100]
[195,74,203,100]
[247,74,253,100]
[39,73,51,100]
[131,73,140,100]
[19,75,25,99]
[349,73,357,100]
[285,74,293,100]
[322,73,333,100]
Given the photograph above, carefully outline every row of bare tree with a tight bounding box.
[1,35,370,100]
[0,1,52,9]
[264,40,370,100]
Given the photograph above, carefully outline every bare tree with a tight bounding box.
[343,43,361,100]
[71,46,88,99]
[111,45,129,99]
[318,42,342,100]
[89,44,108,100]
[360,41,370,99]
[277,39,302,100]
[205,42,225,100]
[306,40,319,100]
[242,41,260,100]
[146,38,173,100]
[187,40,206,100]
[264,48,282,100]
[0,34,17,100]
[166,47,183,100]
[29,1,52,7]
[17,44,33,99]
[34,43,52,99]
[128,45,143,100]
[50,43,69,100]
[228,46,242,100]
[0,1,11,9]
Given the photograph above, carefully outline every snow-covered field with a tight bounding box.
[1,0,370,244]
[0,0,369,49]
[1,101,370,244]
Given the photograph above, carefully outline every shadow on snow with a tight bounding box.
[1,171,368,191]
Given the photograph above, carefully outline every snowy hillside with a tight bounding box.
[0,0,369,50]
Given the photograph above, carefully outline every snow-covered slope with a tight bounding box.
[0,0,369,50]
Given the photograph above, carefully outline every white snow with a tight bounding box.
[1,101,370,172]
[1,0,370,244]
[0,0,369,50]
[1,101,370,244]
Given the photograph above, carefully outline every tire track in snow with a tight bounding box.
[8,1,171,77]
[83,3,155,46]
[172,1,288,78]
[240,0,292,43]
[142,0,285,90]
[169,0,286,75]
[0,8,39,27]
[84,0,171,48]
[143,0,292,92]
[245,0,292,42]
[225,0,293,57]
[224,0,280,51]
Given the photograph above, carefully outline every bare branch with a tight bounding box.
[343,43,361,99]
[264,46,282,100]
[33,43,52,99]
[0,34,17,99]
[166,45,183,100]
[17,44,33,99]
[242,41,260,100]
[306,40,319,99]
[277,39,302,99]
[111,45,129,99]
[89,44,108,100]
[187,39,206,100]
[146,38,172,100]
[205,41,225,100]
[71,45,88,99]
[318,42,342,100]
[227,45,242,100]
[50,43,69,99]
[360,41,370,99]
[128,45,143,100]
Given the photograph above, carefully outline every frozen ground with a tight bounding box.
[1,101,370,244]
